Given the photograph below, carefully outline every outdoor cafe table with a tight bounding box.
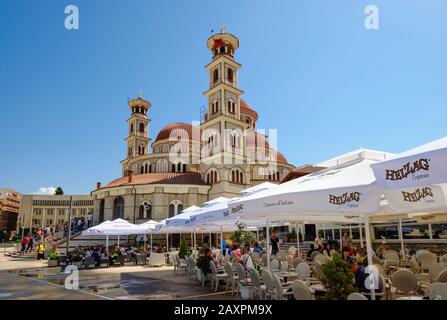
[310,284,327,298]
[271,271,299,283]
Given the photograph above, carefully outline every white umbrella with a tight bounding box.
[371,136,447,189]
[82,218,150,236]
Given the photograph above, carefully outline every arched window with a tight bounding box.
[113,197,124,219]
[130,123,134,133]
[211,100,219,114]
[169,200,183,217]
[227,100,235,113]
[139,201,152,219]
[227,68,233,82]
[213,69,218,83]
[142,161,151,174]
[156,159,169,172]
[162,144,170,153]
[99,199,105,223]
[139,123,145,133]
[206,168,219,184]
[230,168,245,184]
[140,166,144,174]
[169,204,175,218]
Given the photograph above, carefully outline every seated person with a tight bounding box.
[252,242,263,254]
[230,244,241,263]
[196,248,214,276]
[240,248,254,269]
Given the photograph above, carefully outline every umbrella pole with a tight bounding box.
[220,226,223,251]
[359,223,363,249]
[339,227,342,251]
[166,233,169,252]
[117,235,120,246]
[194,231,197,256]
[363,214,376,301]
[150,233,153,253]
[296,223,300,257]
[266,219,271,270]
[106,235,109,255]
[256,229,259,243]
[398,218,404,255]
[209,232,212,247]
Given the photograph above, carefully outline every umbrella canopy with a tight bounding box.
[371,136,447,189]
[82,218,150,236]
[139,219,160,231]
[228,157,381,222]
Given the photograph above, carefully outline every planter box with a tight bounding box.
[48,259,58,267]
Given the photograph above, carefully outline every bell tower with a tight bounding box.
[126,94,151,159]
[204,27,244,122]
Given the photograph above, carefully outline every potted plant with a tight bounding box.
[318,253,357,300]
[47,251,59,267]
[230,222,255,245]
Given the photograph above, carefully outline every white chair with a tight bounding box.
[440,254,447,266]
[391,269,420,298]
[209,260,227,292]
[295,262,311,279]
[291,280,312,300]
[436,269,447,283]
[173,254,188,275]
[261,269,276,300]
[415,249,431,257]
[292,257,305,269]
[418,263,446,284]
[272,274,293,300]
[425,283,447,300]
[418,252,438,272]
[248,267,265,300]
[270,259,279,271]
[347,292,368,300]
[280,261,289,272]
[224,262,238,294]
[313,253,329,265]
[276,251,288,262]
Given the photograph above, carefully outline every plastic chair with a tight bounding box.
[391,269,419,297]
[248,267,265,299]
[347,292,368,300]
[270,259,279,271]
[280,261,289,272]
[210,260,227,292]
[425,282,447,300]
[261,269,275,300]
[291,280,312,300]
[224,262,238,294]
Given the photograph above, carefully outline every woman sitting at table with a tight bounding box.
[321,241,331,258]
[240,248,254,269]
[230,244,241,263]
[196,248,217,276]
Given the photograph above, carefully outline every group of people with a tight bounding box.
[20,231,47,259]
[67,244,140,267]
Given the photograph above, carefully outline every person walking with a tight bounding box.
[20,234,30,255]
[270,231,280,256]
[36,241,46,260]
[26,234,34,253]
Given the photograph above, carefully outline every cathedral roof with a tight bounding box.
[154,122,201,143]
[240,99,259,122]
[104,172,208,188]
[246,131,271,149]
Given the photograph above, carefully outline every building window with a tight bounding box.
[169,201,183,217]
[99,200,105,223]
[227,100,235,114]
[206,168,219,184]
[139,201,152,219]
[227,68,233,82]
[58,209,65,216]
[113,197,125,219]
[47,209,54,216]
[139,123,145,133]
[213,69,218,83]
[230,168,245,184]
[211,100,219,114]
[130,123,134,134]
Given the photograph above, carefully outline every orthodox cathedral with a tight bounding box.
[91,29,295,224]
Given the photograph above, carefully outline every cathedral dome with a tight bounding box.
[154,122,201,143]
[240,99,259,122]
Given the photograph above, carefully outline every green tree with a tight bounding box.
[230,221,255,245]
[54,187,64,195]
[179,237,188,258]
[318,252,357,300]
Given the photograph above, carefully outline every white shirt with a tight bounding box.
[242,254,254,269]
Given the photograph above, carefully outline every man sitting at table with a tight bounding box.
[252,242,263,254]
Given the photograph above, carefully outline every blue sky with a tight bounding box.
[1,0,446,194]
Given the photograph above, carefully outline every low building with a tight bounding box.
[18,195,94,234]
[0,189,21,238]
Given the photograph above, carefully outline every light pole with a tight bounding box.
[65,196,73,255]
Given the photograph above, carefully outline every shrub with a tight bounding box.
[48,252,59,260]
[179,238,188,258]
[230,222,255,245]
[318,252,357,300]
